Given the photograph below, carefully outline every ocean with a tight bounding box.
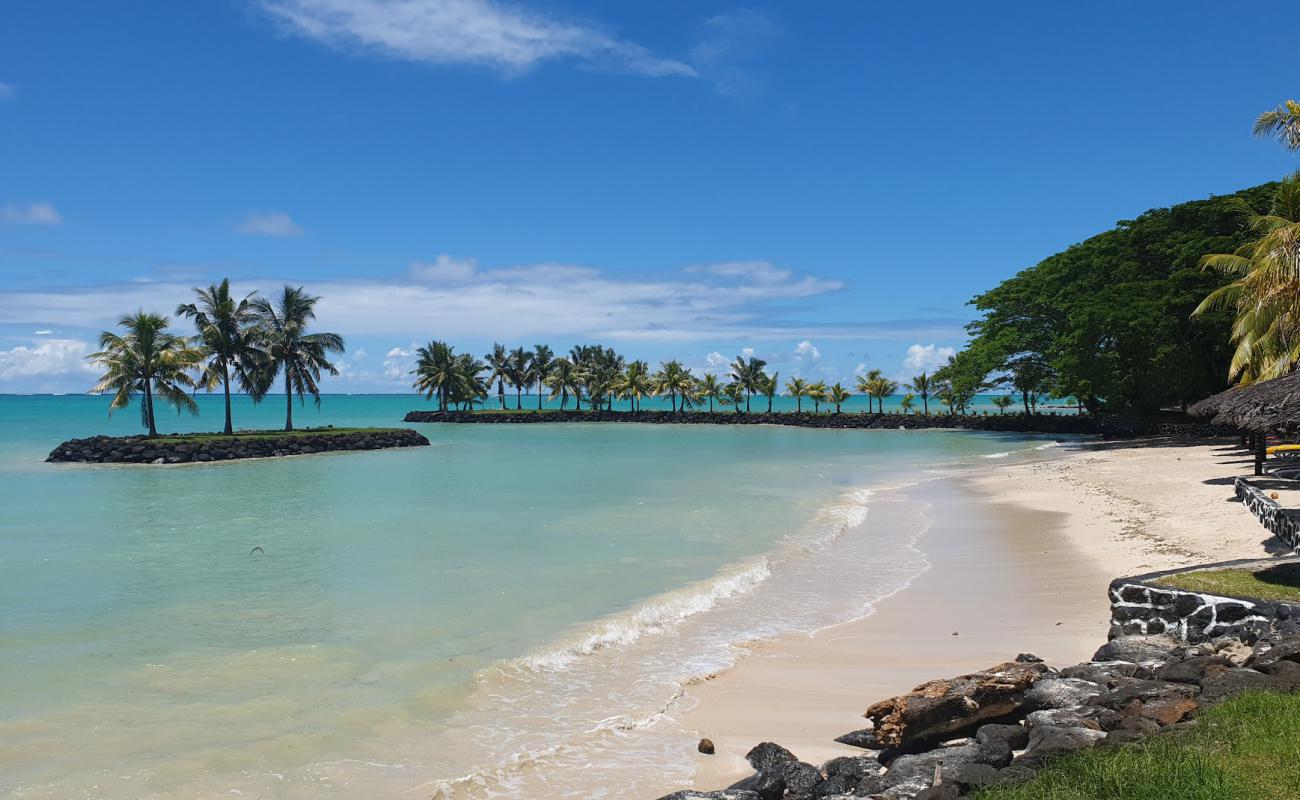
[0,394,1068,798]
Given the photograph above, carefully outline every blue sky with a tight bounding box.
[1,0,1298,393]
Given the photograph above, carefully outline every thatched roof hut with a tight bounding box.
[1211,372,1300,433]
[1187,387,1240,418]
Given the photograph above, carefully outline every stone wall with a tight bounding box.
[1235,477,1300,551]
[47,428,430,464]
[404,409,1233,438]
[1108,559,1300,643]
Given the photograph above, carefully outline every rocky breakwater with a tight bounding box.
[657,631,1300,800]
[46,428,430,464]
[404,410,1228,438]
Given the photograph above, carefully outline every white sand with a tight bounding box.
[680,438,1277,789]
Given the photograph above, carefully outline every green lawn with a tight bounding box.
[973,691,1300,800]
[146,427,403,443]
[1154,565,1300,603]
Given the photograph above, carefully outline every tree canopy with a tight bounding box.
[951,182,1279,412]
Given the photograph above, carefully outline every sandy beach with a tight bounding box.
[681,437,1277,791]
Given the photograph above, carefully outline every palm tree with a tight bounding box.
[992,394,1015,414]
[1256,100,1300,152]
[855,369,883,412]
[547,357,581,410]
[251,286,345,431]
[507,346,532,410]
[452,352,488,409]
[699,373,723,412]
[175,279,267,434]
[873,378,898,412]
[936,382,957,414]
[722,381,746,413]
[808,381,828,413]
[412,341,456,410]
[531,344,554,410]
[786,377,810,413]
[900,393,916,414]
[485,343,510,410]
[88,311,205,436]
[1194,172,1300,385]
[905,372,933,415]
[729,355,767,412]
[653,360,692,412]
[761,371,779,413]
[614,359,652,412]
[828,382,851,413]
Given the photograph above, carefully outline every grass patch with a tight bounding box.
[973,691,1300,800]
[146,427,403,443]
[1154,565,1300,603]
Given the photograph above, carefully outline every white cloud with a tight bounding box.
[1,201,63,226]
[410,253,477,282]
[385,346,411,358]
[0,81,15,100]
[0,338,97,381]
[853,362,869,376]
[33,329,54,335]
[0,261,965,349]
[689,9,776,96]
[234,210,303,237]
[260,0,695,78]
[740,346,755,359]
[704,351,728,370]
[903,343,956,372]
[793,339,820,361]
[352,348,367,360]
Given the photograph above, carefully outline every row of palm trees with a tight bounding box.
[88,280,344,435]
[409,341,1024,415]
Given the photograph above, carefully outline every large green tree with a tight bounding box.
[89,311,205,436]
[251,286,345,431]
[957,183,1276,412]
[176,279,268,434]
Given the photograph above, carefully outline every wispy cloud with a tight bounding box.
[0,81,15,100]
[1,201,63,226]
[409,253,477,282]
[689,9,777,96]
[260,0,696,78]
[234,210,304,237]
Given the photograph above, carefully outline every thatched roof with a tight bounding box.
[1187,387,1240,418]
[1211,372,1300,432]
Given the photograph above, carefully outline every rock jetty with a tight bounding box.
[46,428,429,464]
[658,627,1300,800]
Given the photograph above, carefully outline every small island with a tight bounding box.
[46,427,429,464]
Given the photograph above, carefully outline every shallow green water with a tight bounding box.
[0,394,1066,798]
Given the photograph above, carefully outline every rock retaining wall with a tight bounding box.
[47,428,430,464]
[1108,559,1300,643]
[404,410,1231,438]
[1235,477,1300,551]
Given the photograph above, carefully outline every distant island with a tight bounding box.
[47,427,429,464]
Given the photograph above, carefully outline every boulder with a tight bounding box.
[745,741,797,772]
[1088,678,1198,711]
[656,793,761,800]
[1025,708,1100,730]
[1122,696,1199,726]
[1155,655,1233,685]
[726,771,783,800]
[1092,635,1180,664]
[1199,667,1276,703]
[911,784,959,800]
[778,761,822,796]
[1011,725,1105,769]
[860,661,1048,748]
[1247,637,1300,671]
[975,723,1028,751]
[1025,677,1105,710]
[832,728,879,750]
[883,743,983,789]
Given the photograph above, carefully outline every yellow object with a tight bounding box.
[1267,444,1300,454]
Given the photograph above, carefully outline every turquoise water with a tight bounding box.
[0,394,1068,799]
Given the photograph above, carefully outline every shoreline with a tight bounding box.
[670,437,1275,795]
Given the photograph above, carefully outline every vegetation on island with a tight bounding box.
[937,94,1300,414]
[87,281,345,435]
[972,691,1300,800]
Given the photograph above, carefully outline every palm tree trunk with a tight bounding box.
[1022,392,1031,415]
[285,373,294,431]
[538,380,544,410]
[498,380,505,410]
[145,378,158,437]
[767,396,773,413]
[796,397,802,412]
[746,394,751,413]
[922,395,929,414]
[516,387,522,410]
[222,364,233,435]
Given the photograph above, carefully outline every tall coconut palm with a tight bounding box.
[614,359,652,412]
[828,382,851,413]
[786,377,810,413]
[531,344,554,410]
[412,341,456,410]
[905,372,933,415]
[900,393,916,414]
[855,369,883,412]
[485,343,510,410]
[992,394,1015,414]
[761,371,778,413]
[547,357,581,410]
[808,381,828,413]
[452,352,488,409]
[88,311,205,436]
[175,279,268,434]
[1194,172,1300,385]
[729,355,767,412]
[507,346,532,410]
[698,373,723,412]
[1256,100,1300,152]
[722,381,746,413]
[653,360,691,412]
[873,378,898,412]
[251,286,345,431]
